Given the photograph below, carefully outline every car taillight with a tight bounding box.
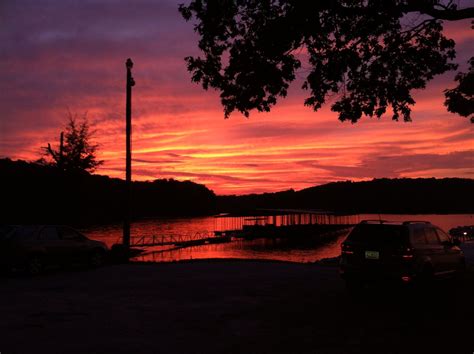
[401,247,414,259]
[341,242,354,255]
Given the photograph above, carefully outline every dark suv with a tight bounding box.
[339,220,465,287]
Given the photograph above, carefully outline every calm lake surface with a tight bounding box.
[82,214,474,263]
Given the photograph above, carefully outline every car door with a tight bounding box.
[410,225,433,271]
[423,227,447,274]
[435,227,462,272]
[38,226,66,266]
[57,226,89,264]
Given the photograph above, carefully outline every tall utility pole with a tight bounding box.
[59,132,64,170]
[123,58,135,248]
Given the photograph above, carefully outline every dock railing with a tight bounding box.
[128,231,224,247]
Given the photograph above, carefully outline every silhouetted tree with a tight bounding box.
[40,112,103,172]
[444,57,474,122]
[179,1,473,122]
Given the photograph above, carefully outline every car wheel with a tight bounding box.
[89,250,104,268]
[27,256,43,276]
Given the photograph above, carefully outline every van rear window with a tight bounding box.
[346,224,409,246]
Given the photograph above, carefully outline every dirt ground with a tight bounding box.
[1,255,473,354]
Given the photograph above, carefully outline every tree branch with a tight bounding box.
[425,7,474,20]
[406,5,474,21]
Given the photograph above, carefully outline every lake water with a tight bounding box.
[81,214,474,263]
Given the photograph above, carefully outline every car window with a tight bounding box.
[436,228,450,243]
[59,227,84,241]
[39,226,60,240]
[411,228,427,245]
[424,228,440,245]
[5,226,37,241]
[346,224,409,247]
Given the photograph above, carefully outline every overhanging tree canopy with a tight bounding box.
[445,57,474,122]
[179,0,473,122]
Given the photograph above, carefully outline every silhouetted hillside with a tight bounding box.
[0,159,216,226]
[218,178,474,214]
[2,159,472,226]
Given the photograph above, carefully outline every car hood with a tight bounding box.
[87,239,108,251]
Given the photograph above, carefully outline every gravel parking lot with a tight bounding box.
[1,254,473,354]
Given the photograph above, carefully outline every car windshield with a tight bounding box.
[346,224,409,247]
[3,226,38,241]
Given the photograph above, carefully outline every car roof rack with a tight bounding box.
[402,221,432,225]
[360,219,390,224]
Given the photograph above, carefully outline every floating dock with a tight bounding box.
[129,209,358,248]
[214,209,359,240]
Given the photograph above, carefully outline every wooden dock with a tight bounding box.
[129,210,358,248]
[130,232,232,247]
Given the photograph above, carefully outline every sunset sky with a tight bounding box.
[1,0,473,195]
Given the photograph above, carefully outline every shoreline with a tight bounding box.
[130,255,342,267]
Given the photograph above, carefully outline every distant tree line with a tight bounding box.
[0,159,216,226]
[1,158,473,227]
[217,178,474,215]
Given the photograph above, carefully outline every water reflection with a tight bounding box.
[81,214,474,263]
[133,233,349,263]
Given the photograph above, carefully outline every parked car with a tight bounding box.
[339,220,465,288]
[0,225,108,275]
[449,225,474,242]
